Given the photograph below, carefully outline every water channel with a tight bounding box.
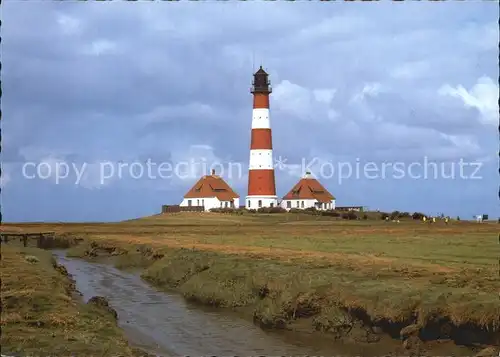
[54,251,402,356]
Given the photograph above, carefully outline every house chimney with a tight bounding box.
[211,169,215,175]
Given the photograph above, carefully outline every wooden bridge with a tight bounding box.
[1,231,57,248]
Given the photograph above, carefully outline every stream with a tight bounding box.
[54,250,398,356]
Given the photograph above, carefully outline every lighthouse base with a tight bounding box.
[245,195,278,210]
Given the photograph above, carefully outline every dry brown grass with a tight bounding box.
[3,212,499,341]
[5,212,496,272]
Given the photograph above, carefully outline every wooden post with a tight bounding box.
[37,234,45,249]
[46,234,54,248]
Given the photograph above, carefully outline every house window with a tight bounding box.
[202,199,204,206]
[230,201,234,207]
[258,200,262,208]
[188,200,192,206]
[225,202,228,208]
[301,201,304,208]
[270,202,274,208]
[248,200,251,207]
[197,199,200,206]
[220,202,223,207]
[296,201,299,208]
[287,201,291,208]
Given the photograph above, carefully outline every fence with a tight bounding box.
[1,232,56,248]
[161,205,205,213]
[336,206,364,212]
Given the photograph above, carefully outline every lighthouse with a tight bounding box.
[245,66,278,210]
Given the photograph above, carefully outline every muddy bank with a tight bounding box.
[60,239,500,355]
[0,245,148,357]
[56,250,414,356]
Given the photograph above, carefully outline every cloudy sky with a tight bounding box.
[2,1,498,222]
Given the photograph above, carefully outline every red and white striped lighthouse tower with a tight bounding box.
[245,66,278,210]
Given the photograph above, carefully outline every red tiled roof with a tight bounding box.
[282,174,335,203]
[184,173,239,201]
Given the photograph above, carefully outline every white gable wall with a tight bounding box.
[180,197,219,211]
[280,199,336,211]
[180,197,240,212]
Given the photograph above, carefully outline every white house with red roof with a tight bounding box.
[180,169,240,211]
[280,171,335,211]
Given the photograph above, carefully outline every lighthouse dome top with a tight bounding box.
[251,66,272,94]
[254,66,268,75]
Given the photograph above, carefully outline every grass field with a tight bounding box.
[2,212,499,353]
[0,245,148,356]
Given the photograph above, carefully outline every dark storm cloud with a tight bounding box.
[2,1,498,221]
